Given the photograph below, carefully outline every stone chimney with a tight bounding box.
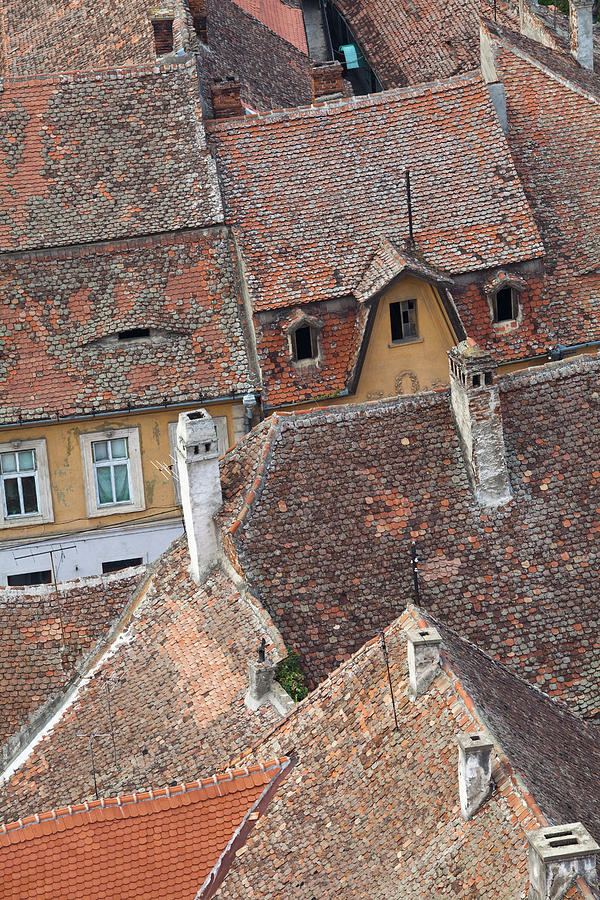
[188,0,207,43]
[527,823,599,900]
[406,627,442,700]
[176,409,222,584]
[448,339,512,508]
[245,646,296,716]
[457,733,493,820]
[311,61,344,103]
[210,78,244,119]
[570,0,595,71]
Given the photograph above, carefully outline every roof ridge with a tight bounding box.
[0,55,196,87]
[207,70,485,132]
[228,413,283,536]
[499,350,600,393]
[0,757,288,840]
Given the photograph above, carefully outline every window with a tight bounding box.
[118,328,151,342]
[291,326,318,362]
[492,286,519,323]
[390,300,418,342]
[80,428,145,518]
[0,439,54,528]
[152,19,174,55]
[102,558,143,574]
[8,570,52,587]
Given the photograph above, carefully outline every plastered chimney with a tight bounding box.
[527,823,599,900]
[457,733,493,820]
[406,627,442,700]
[245,646,295,716]
[448,340,512,508]
[176,409,222,584]
[570,0,595,71]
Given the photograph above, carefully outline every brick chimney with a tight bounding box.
[527,823,599,899]
[457,733,493,820]
[176,409,222,583]
[448,339,512,508]
[210,78,244,120]
[406,627,442,700]
[570,0,595,71]
[188,0,207,43]
[311,62,344,103]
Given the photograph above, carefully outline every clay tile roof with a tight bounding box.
[0,0,156,77]
[209,72,543,313]
[0,229,257,424]
[0,758,290,900]
[0,540,285,822]
[354,238,453,304]
[211,610,592,898]
[230,0,308,54]
[0,61,223,253]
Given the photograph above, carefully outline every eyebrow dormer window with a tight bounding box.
[118,328,151,341]
[292,326,318,362]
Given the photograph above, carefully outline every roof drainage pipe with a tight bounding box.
[548,340,600,361]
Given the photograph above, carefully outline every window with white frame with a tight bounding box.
[80,428,145,518]
[0,439,54,528]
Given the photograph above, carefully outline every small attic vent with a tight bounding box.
[118,328,151,341]
[152,19,174,55]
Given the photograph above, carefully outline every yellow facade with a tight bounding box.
[0,402,237,542]
[353,275,457,402]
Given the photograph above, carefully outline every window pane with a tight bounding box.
[113,465,131,502]
[18,449,35,471]
[389,302,403,341]
[110,438,128,459]
[1,452,17,474]
[401,300,417,338]
[93,441,109,462]
[496,288,514,322]
[21,476,39,514]
[294,327,314,361]
[4,478,22,516]
[96,466,114,504]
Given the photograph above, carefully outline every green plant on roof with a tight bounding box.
[275,649,309,702]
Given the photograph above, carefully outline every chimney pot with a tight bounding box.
[176,409,222,583]
[527,823,599,900]
[570,0,595,71]
[406,628,442,699]
[448,341,512,507]
[311,61,344,104]
[210,79,245,119]
[457,732,494,820]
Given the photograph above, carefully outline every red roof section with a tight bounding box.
[231,0,308,53]
[209,72,543,313]
[0,760,289,900]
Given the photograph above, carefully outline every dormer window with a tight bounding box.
[390,299,418,342]
[292,326,318,362]
[118,328,151,342]
[493,286,519,323]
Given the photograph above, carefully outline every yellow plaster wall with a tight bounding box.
[354,275,457,402]
[0,402,237,541]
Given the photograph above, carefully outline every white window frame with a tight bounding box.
[168,416,229,505]
[0,438,54,529]
[80,427,145,518]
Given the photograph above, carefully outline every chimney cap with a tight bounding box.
[527,823,600,863]
[457,732,493,753]
[406,627,442,646]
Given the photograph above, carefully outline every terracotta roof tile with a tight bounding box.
[0,759,289,900]
[230,0,308,54]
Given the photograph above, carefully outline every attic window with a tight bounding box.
[493,286,519,323]
[292,326,318,362]
[390,300,418,342]
[152,18,174,55]
[118,328,151,342]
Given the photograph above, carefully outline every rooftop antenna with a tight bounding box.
[405,169,415,244]
[410,542,420,603]
[494,0,497,21]
[258,637,267,663]
[85,681,120,799]
[380,631,399,731]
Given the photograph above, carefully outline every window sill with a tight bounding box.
[388,337,424,348]
[0,513,52,529]
[88,501,145,519]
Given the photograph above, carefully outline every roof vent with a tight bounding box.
[406,627,442,700]
[457,732,493,820]
[527,823,599,899]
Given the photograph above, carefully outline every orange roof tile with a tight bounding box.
[230,0,308,53]
[0,759,290,900]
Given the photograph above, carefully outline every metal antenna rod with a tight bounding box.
[494,0,497,22]
[405,169,414,243]
[410,542,420,603]
[380,632,399,731]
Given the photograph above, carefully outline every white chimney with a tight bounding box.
[570,0,595,71]
[448,339,512,508]
[176,409,222,584]
[245,645,295,716]
[406,627,442,700]
[457,733,493,820]
[527,823,599,900]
